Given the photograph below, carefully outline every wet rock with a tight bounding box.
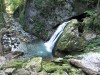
[26,57,42,72]
[17,68,30,75]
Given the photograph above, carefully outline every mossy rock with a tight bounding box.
[68,68,82,75]
[3,58,27,69]
[25,57,42,72]
[4,60,24,69]
[56,19,87,52]
[42,61,57,73]
[42,60,71,73]
[50,70,68,75]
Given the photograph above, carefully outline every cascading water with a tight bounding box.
[11,21,70,58]
[44,21,70,53]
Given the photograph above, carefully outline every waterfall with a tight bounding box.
[10,21,70,57]
[44,21,70,53]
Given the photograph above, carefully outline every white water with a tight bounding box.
[44,21,70,52]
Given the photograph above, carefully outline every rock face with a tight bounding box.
[56,19,87,52]
[69,52,100,75]
[24,0,97,40]
[24,0,75,40]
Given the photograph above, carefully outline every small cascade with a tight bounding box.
[44,21,70,53]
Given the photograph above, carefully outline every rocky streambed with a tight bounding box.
[0,56,84,75]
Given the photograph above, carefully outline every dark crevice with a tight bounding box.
[52,12,90,29]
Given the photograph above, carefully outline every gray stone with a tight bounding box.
[5,68,16,74]
[17,68,30,75]
[84,33,96,41]
[69,52,100,75]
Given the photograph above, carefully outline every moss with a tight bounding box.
[26,57,42,72]
[4,58,27,69]
[42,61,57,72]
[84,11,100,34]
[5,61,23,68]
[68,68,81,75]
[86,38,100,49]
[56,19,87,51]
[50,70,67,75]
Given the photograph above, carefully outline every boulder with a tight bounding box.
[56,19,87,52]
[69,52,100,75]
[26,57,42,72]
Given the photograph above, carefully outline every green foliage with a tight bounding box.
[87,38,100,49]
[8,0,24,11]
[84,10,100,34]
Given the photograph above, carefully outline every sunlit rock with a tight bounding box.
[69,52,100,75]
